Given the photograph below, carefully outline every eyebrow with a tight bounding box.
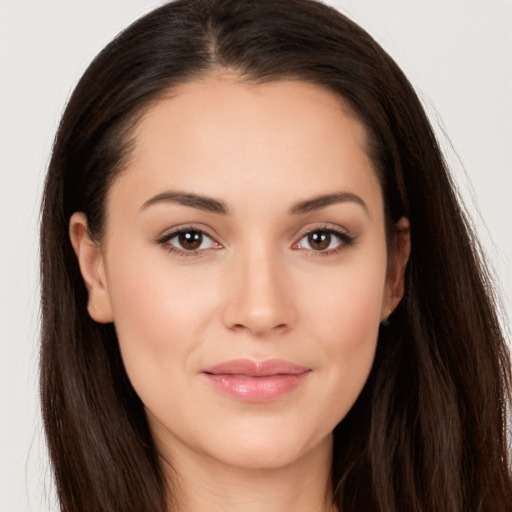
[290,192,370,216]
[141,190,369,217]
[141,191,229,214]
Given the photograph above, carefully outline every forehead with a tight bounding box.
[111,77,382,216]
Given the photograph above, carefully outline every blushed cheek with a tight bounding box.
[317,267,384,339]
[314,269,385,398]
[105,259,170,385]
[107,260,218,378]
[321,309,379,425]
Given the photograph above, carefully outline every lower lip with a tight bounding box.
[203,372,310,402]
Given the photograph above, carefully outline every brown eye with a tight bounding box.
[295,229,353,254]
[307,231,332,251]
[177,231,204,250]
[158,227,221,255]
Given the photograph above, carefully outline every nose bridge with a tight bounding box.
[222,239,295,335]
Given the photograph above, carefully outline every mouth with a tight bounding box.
[202,359,311,402]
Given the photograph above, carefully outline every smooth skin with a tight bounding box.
[70,76,410,512]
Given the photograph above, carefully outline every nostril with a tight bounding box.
[228,321,290,336]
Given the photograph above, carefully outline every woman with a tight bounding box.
[39,0,512,510]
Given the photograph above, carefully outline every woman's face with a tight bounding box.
[71,77,408,472]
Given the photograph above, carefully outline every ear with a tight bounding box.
[69,212,113,323]
[382,216,410,321]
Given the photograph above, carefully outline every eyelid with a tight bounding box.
[292,223,356,255]
[156,224,223,256]
[154,222,356,257]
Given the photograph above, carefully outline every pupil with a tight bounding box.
[308,231,331,251]
[178,231,202,250]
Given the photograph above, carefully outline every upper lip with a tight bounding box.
[202,358,310,377]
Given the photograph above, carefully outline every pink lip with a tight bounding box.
[202,359,311,402]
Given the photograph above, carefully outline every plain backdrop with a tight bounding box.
[1,1,511,511]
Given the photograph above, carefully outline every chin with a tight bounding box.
[196,421,334,471]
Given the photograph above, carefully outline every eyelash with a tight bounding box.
[294,226,356,257]
[156,225,221,257]
[156,224,356,257]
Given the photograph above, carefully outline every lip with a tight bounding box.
[202,359,311,402]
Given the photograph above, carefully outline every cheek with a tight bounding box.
[302,253,387,415]
[104,247,220,396]
[306,249,387,341]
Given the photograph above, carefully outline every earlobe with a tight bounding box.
[382,216,411,320]
[69,212,113,323]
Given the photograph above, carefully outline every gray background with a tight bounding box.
[1,1,511,510]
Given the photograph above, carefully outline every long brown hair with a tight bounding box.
[40,0,512,510]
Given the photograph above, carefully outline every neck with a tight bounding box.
[159,435,336,512]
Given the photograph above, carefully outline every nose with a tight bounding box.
[222,245,297,337]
